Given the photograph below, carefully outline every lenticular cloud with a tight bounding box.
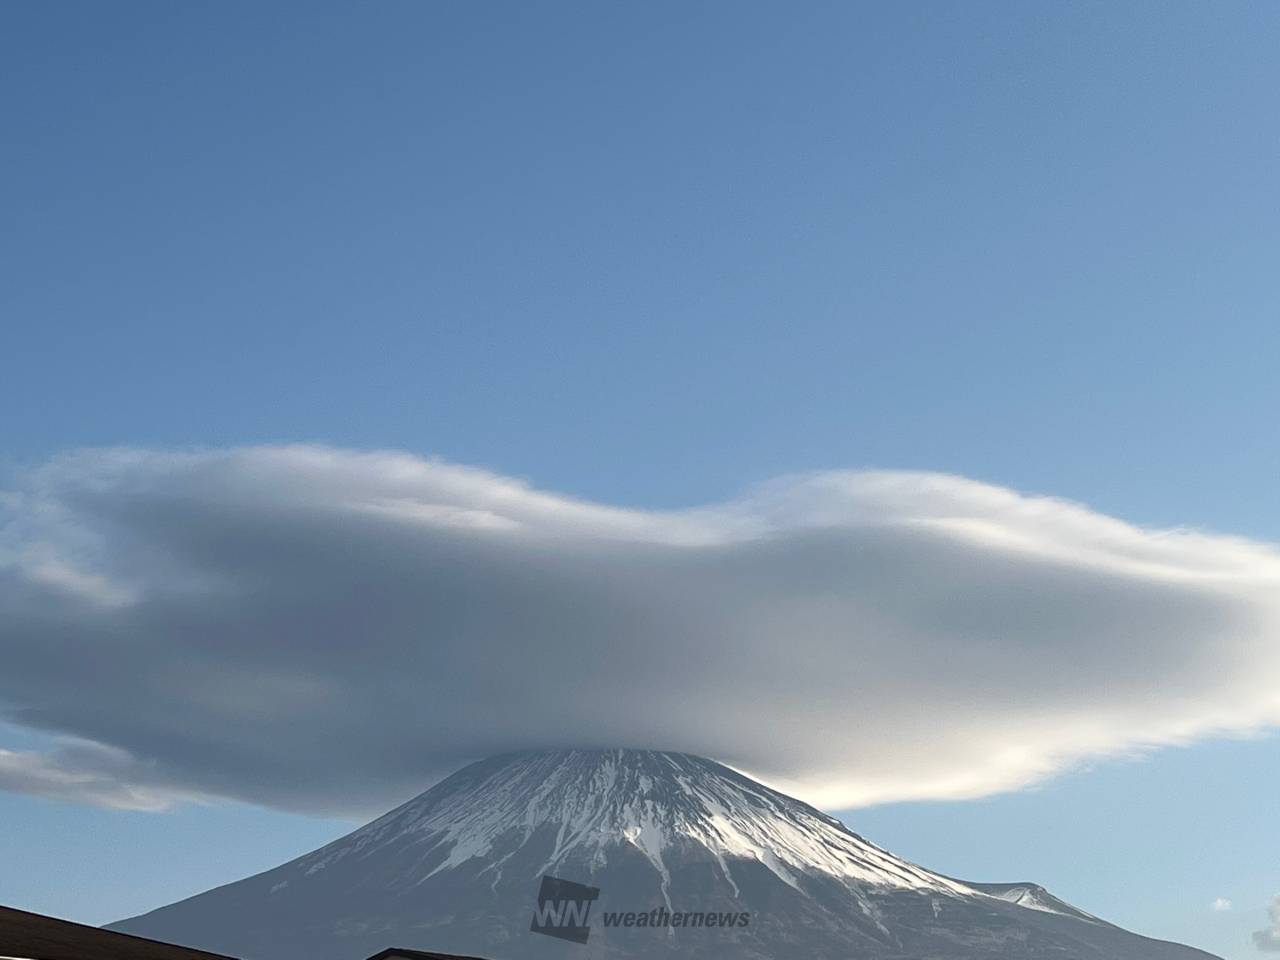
[1,446,1278,817]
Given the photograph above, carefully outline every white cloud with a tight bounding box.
[0,741,197,811]
[1,445,1279,817]
[1212,897,1232,912]
[1255,896,1280,952]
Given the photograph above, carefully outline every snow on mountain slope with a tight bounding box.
[962,880,1102,922]
[296,750,968,896]
[112,749,1220,960]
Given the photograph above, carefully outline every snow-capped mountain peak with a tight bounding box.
[298,749,967,897]
[114,749,1220,960]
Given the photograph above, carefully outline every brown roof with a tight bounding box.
[0,905,238,960]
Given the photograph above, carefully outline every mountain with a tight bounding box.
[112,749,1218,960]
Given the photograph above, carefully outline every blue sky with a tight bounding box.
[2,3,1279,958]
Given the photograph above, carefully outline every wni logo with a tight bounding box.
[530,875,601,944]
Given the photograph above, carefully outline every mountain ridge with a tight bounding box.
[112,748,1220,960]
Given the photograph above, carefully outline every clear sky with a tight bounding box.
[2,3,1278,959]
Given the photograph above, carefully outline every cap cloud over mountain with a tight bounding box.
[1,445,1279,817]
